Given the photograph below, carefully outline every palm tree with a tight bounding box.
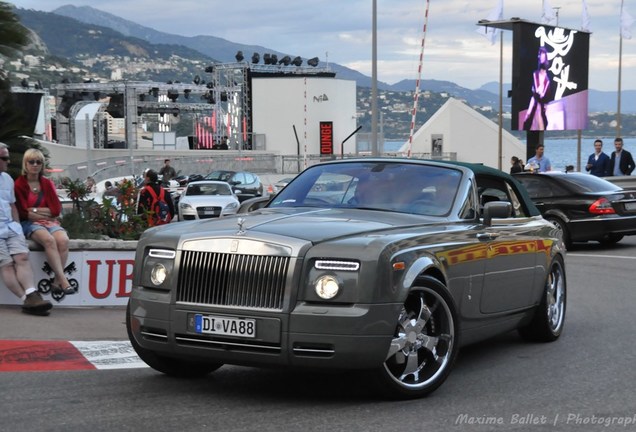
[0,1,43,177]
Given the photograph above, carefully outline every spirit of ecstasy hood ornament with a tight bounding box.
[237,217,246,235]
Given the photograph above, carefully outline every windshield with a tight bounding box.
[187,183,232,196]
[205,171,233,182]
[268,161,463,217]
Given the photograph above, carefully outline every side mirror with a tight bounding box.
[238,196,271,213]
[483,201,512,226]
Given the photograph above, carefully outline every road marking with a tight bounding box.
[71,341,148,370]
[568,254,636,260]
[0,340,147,372]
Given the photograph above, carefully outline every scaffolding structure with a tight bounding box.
[51,62,331,150]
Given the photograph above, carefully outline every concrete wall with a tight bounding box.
[0,240,136,308]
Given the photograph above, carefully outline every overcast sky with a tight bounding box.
[8,0,636,92]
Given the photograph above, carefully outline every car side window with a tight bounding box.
[233,173,245,185]
[517,176,567,198]
[518,175,552,199]
[476,176,525,218]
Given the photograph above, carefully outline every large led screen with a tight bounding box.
[511,22,589,131]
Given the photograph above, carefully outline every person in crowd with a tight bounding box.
[103,180,119,199]
[138,169,175,225]
[523,46,551,131]
[0,143,52,315]
[14,148,75,296]
[510,156,524,174]
[159,159,177,186]
[525,144,552,173]
[585,139,611,177]
[85,176,96,193]
[610,137,635,176]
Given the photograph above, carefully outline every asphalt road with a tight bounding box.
[1,237,636,431]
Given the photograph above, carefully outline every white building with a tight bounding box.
[251,76,357,156]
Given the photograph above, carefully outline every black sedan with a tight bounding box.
[128,159,566,399]
[204,170,263,202]
[514,171,636,248]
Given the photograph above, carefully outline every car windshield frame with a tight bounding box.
[267,161,465,217]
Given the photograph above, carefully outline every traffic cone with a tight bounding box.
[267,184,274,195]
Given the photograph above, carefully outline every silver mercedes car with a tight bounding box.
[127,158,567,399]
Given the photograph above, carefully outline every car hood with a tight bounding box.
[147,207,454,244]
[180,196,238,206]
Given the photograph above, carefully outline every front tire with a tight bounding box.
[519,256,567,342]
[126,302,223,377]
[374,276,459,399]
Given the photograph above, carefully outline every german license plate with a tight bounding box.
[194,314,256,338]
[625,202,636,211]
[201,207,219,216]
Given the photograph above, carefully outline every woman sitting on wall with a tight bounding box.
[14,148,75,295]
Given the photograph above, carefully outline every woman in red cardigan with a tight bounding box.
[14,148,75,295]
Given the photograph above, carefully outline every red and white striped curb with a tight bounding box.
[0,340,148,372]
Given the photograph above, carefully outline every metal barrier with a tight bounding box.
[50,152,458,185]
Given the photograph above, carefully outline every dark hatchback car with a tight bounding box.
[204,170,263,202]
[514,172,636,248]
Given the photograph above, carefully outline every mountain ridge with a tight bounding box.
[50,4,635,114]
[8,4,636,138]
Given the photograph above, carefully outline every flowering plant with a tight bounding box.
[60,177,148,240]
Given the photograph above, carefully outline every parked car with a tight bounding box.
[271,176,295,194]
[127,159,566,399]
[203,170,263,202]
[514,171,636,248]
[177,180,240,220]
[174,173,204,187]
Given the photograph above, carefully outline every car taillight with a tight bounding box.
[589,198,615,214]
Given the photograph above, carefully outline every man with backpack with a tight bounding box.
[138,169,175,226]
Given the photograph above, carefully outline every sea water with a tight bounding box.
[383,137,636,172]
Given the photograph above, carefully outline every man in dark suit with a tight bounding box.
[610,137,635,176]
[585,139,611,177]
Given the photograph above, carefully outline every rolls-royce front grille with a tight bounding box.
[177,251,289,310]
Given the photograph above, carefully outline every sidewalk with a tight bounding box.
[0,305,128,341]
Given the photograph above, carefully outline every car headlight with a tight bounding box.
[143,248,175,290]
[150,263,168,285]
[226,202,238,210]
[180,202,193,210]
[314,275,340,299]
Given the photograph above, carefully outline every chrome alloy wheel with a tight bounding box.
[383,287,455,391]
[546,259,566,333]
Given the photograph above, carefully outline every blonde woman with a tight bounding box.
[14,149,75,295]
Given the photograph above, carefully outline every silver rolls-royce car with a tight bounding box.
[127,159,567,399]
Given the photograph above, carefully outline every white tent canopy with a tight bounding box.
[399,97,525,170]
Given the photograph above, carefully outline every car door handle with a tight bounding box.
[477,232,499,241]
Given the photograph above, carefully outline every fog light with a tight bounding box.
[315,275,340,299]
[150,264,167,286]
